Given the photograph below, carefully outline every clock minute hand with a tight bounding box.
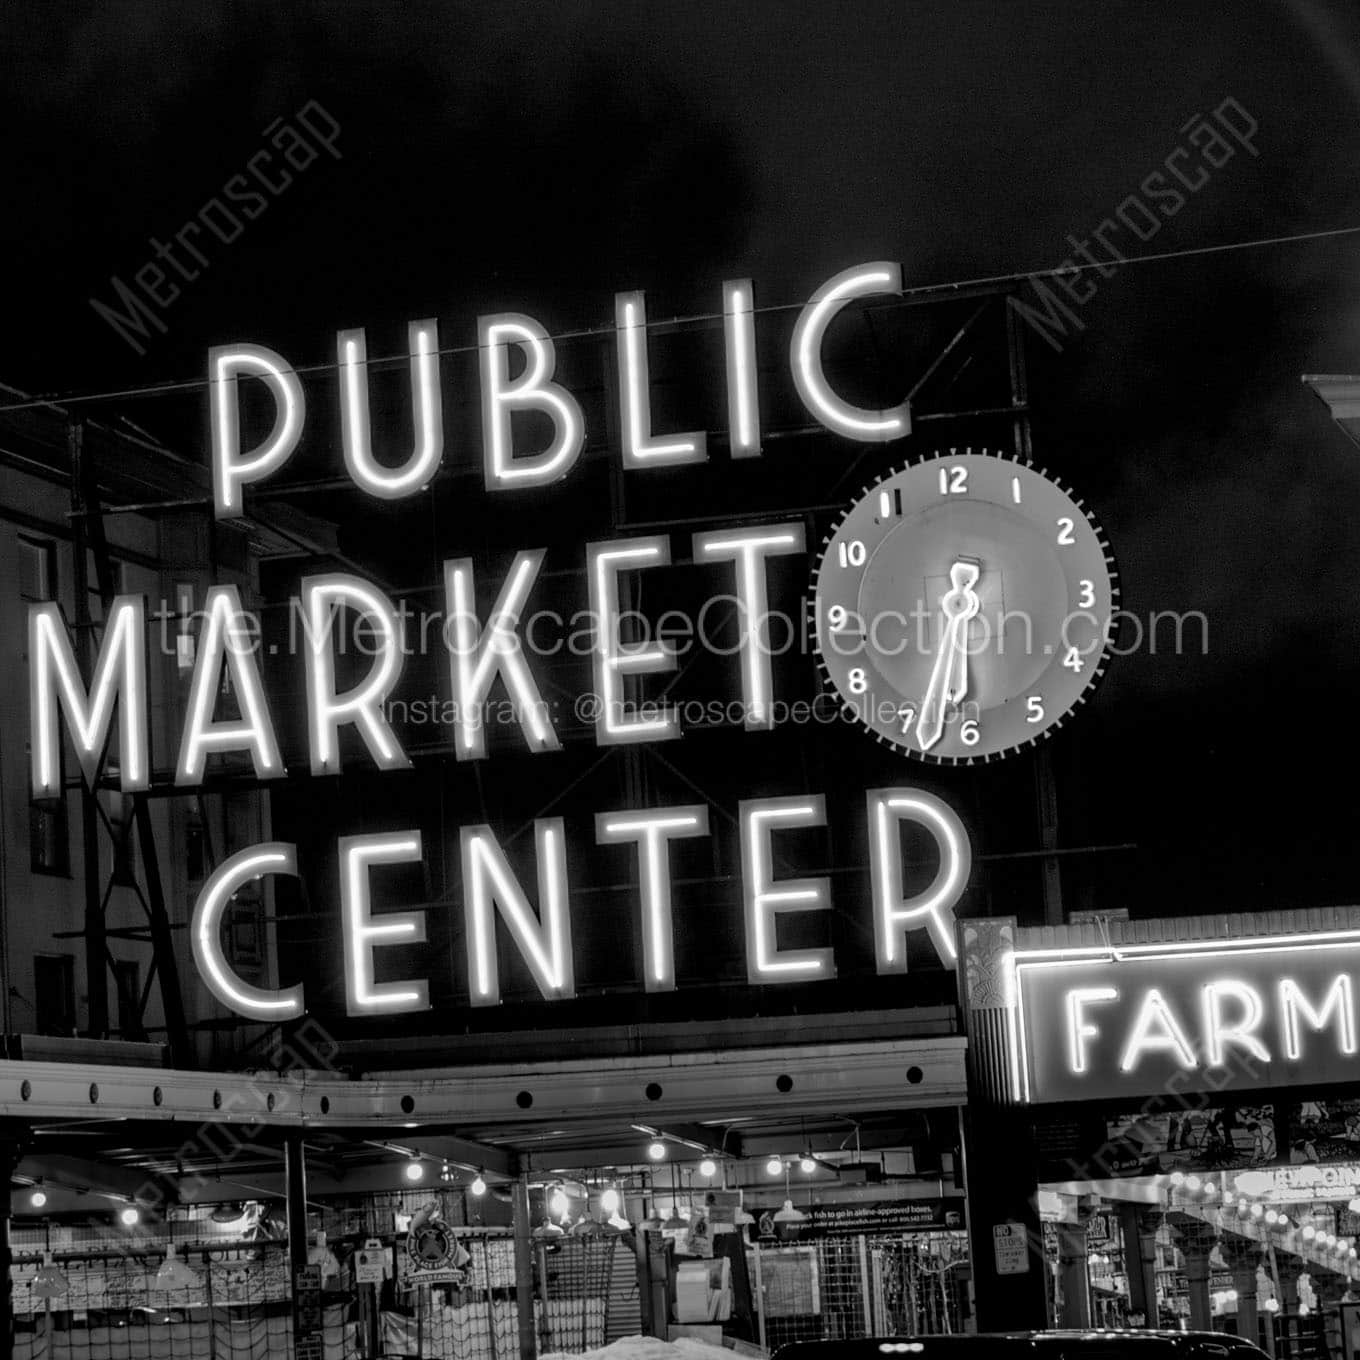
[915,558,982,752]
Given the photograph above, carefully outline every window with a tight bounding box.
[34,955,76,1036]
[114,960,146,1040]
[17,535,56,603]
[30,794,70,875]
[185,816,206,881]
[228,898,264,968]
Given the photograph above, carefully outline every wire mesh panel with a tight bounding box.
[11,1240,359,1360]
[383,1231,519,1360]
[867,1232,972,1336]
[749,1231,972,1348]
[535,1233,619,1354]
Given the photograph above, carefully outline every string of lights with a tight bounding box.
[3,221,1359,417]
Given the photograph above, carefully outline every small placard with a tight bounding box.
[355,1238,388,1285]
[992,1221,1030,1276]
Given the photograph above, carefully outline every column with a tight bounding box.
[1056,1212,1092,1328]
[1220,1235,1261,1345]
[1119,1202,1160,1328]
[961,1104,1048,1330]
[285,1134,322,1360]
[511,1169,536,1360]
[0,1140,18,1360]
[1171,1215,1218,1332]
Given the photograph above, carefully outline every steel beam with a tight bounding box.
[0,1036,966,1128]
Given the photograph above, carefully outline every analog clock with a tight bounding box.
[812,449,1118,764]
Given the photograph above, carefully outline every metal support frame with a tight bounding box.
[66,419,192,1064]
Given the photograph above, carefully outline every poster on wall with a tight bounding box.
[1102,1105,1276,1174]
[1287,1100,1360,1164]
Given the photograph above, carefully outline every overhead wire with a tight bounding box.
[0,221,1357,417]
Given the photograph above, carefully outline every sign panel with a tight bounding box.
[808,1199,964,1235]
[354,1239,389,1285]
[1014,931,1360,1103]
[992,1222,1030,1276]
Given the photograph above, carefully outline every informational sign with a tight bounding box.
[1014,931,1360,1103]
[1234,1162,1360,1203]
[992,1222,1030,1276]
[293,1263,323,1360]
[808,1200,964,1235]
[354,1238,389,1285]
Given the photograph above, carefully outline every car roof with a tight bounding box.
[773,1334,1266,1360]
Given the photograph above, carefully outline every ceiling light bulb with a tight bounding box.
[120,1206,140,1227]
[766,1157,783,1177]
[470,1174,487,1196]
[647,1140,666,1161]
[800,1156,817,1174]
[29,1189,47,1209]
[699,1159,717,1179]
[405,1160,425,1182]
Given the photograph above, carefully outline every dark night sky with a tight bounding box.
[6,0,1360,967]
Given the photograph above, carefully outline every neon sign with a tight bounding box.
[1013,931,1360,1102]
[207,263,914,517]
[28,264,984,1019]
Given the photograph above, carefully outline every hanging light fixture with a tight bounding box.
[404,1159,425,1183]
[470,1172,488,1197]
[773,1199,807,1223]
[31,1251,69,1299]
[29,1188,48,1210]
[663,1166,687,1230]
[154,1244,201,1291]
[799,1155,817,1175]
[119,1205,141,1228]
[766,1157,783,1177]
[549,1185,571,1222]
[699,1158,717,1180]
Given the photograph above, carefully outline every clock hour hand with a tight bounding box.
[915,557,981,751]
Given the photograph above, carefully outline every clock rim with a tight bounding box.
[808,448,1121,766]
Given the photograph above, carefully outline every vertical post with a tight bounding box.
[1034,750,1064,925]
[1171,1216,1217,1333]
[286,1134,322,1358]
[1056,1218,1092,1327]
[751,1244,766,1351]
[1119,1201,1159,1327]
[857,1233,873,1334]
[69,420,110,1039]
[0,1139,21,1358]
[1004,293,1066,928]
[286,1134,309,1271]
[511,1168,536,1360]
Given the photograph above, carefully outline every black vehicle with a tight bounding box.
[772,1332,1270,1360]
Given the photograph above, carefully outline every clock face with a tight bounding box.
[812,449,1118,764]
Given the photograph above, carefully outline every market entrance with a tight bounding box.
[4,1023,971,1358]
